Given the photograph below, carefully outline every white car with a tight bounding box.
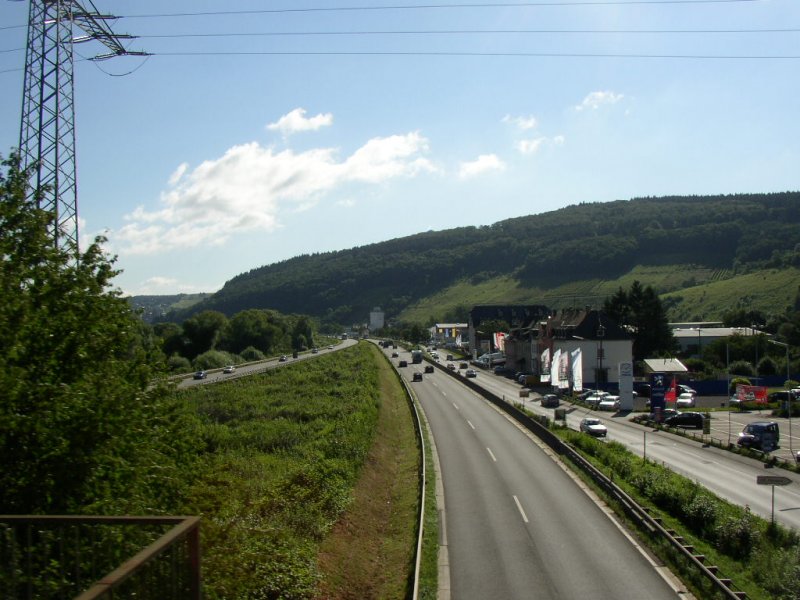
[580,417,608,437]
[584,392,609,408]
[676,393,696,408]
[222,365,236,374]
[598,395,620,411]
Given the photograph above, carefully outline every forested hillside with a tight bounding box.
[167,193,800,326]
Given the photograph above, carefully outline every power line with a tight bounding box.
[136,27,800,38]
[122,0,764,20]
[153,50,800,59]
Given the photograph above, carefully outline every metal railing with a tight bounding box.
[0,515,200,600]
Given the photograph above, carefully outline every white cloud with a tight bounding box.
[458,154,506,179]
[516,137,546,155]
[267,108,333,135]
[502,114,538,130]
[115,132,434,255]
[553,135,565,146]
[168,162,188,186]
[575,91,624,111]
[127,276,212,296]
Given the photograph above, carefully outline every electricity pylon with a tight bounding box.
[18,0,146,250]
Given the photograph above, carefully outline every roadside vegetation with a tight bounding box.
[181,343,421,598]
[1,156,423,598]
[554,427,800,600]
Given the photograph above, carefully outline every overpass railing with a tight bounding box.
[0,515,200,600]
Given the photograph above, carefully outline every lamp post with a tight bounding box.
[769,339,792,457]
[597,323,606,391]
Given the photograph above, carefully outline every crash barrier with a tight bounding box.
[0,515,200,600]
[430,358,749,599]
[377,342,426,600]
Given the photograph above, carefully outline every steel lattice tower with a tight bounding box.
[18,0,145,251]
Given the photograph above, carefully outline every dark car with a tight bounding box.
[424,365,434,374]
[193,370,206,380]
[465,368,478,378]
[664,411,704,429]
[738,421,780,451]
[412,372,423,382]
[398,360,408,368]
[541,394,560,408]
[459,362,469,369]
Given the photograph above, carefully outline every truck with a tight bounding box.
[411,349,423,364]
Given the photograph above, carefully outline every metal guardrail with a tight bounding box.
[431,358,749,599]
[0,515,200,600]
[378,343,426,600]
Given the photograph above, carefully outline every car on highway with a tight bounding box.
[327,345,333,350]
[279,355,288,362]
[580,418,607,437]
[676,393,696,408]
[446,363,456,370]
[424,365,435,374]
[446,354,454,361]
[541,394,560,408]
[412,372,423,382]
[664,411,705,429]
[465,368,478,378]
[431,352,439,360]
[738,421,780,451]
[459,362,469,369]
[398,360,408,367]
[223,365,236,374]
[391,351,399,358]
[193,370,206,380]
[311,348,318,354]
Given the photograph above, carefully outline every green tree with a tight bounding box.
[292,316,315,351]
[604,280,676,361]
[0,154,197,513]
[224,309,282,354]
[182,310,228,358]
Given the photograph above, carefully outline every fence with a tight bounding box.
[0,515,200,600]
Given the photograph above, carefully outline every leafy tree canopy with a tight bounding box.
[0,154,196,513]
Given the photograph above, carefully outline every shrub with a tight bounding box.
[167,354,192,373]
[729,360,756,377]
[193,349,238,370]
[715,507,760,560]
[239,346,265,361]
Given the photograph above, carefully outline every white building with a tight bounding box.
[369,307,385,331]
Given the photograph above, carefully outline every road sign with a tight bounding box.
[757,475,792,486]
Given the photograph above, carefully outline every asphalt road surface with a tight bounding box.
[391,347,683,600]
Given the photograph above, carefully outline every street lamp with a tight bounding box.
[769,339,792,457]
[597,322,606,390]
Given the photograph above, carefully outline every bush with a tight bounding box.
[193,349,238,370]
[729,360,756,377]
[239,346,265,361]
[715,507,760,560]
[167,354,192,373]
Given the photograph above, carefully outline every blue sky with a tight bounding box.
[1,1,799,296]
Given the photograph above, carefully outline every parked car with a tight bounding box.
[465,368,478,378]
[193,370,206,380]
[676,393,696,408]
[664,411,704,429]
[541,394,560,408]
[412,372,423,382]
[424,365,435,374]
[223,365,236,373]
[678,384,697,396]
[580,417,607,437]
[738,421,780,451]
[598,395,620,411]
[399,360,408,367]
[585,392,609,408]
[648,408,678,422]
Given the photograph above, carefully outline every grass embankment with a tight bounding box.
[179,342,422,599]
[554,427,800,600]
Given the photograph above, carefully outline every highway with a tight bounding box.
[446,360,800,531]
[388,346,684,599]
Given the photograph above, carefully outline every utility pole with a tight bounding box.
[18,0,146,251]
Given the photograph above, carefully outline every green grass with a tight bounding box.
[397,265,799,323]
[178,343,419,599]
